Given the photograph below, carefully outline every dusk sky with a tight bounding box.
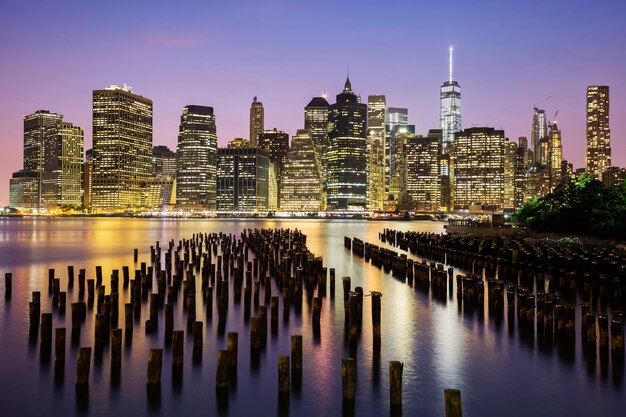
[1,0,625,206]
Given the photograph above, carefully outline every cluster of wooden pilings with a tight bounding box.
[372,229,626,370]
[2,227,468,414]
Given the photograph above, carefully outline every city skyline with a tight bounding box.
[1,0,625,206]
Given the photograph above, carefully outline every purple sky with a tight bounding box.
[1,0,625,206]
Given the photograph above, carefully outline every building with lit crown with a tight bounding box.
[176,105,217,210]
[304,96,329,205]
[326,78,368,210]
[280,129,322,211]
[249,97,264,147]
[440,47,461,155]
[453,127,505,211]
[586,85,610,179]
[91,85,153,211]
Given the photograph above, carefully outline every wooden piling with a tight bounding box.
[342,358,356,401]
[193,321,203,350]
[111,328,122,364]
[389,361,403,408]
[278,355,290,392]
[55,328,66,363]
[4,272,11,298]
[312,297,322,325]
[227,332,238,369]
[216,349,229,390]
[291,335,302,373]
[444,389,463,417]
[75,347,92,385]
[147,349,163,385]
[173,330,184,366]
[371,291,382,346]
[41,313,53,350]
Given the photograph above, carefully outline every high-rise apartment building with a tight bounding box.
[440,46,462,155]
[92,85,153,211]
[280,129,322,211]
[258,128,289,208]
[367,95,386,211]
[503,138,517,209]
[602,167,626,188]
[10,110,83,210]
[176,105,217,209]
[326,78,368,210]
[454,127,505,211]
[405,136,440,211]
[548,123,563,190]
[386,107,408,196]
[217,148,270,211]
[304,96,329,205]
[531,107,548,166]
[586,85,610,179]
[388,127,416,210]
[41,121,84,208]
[249,97,264,147]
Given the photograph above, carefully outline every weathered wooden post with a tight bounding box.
[55,328,66,363]
[216,349,229,391]
[389,361,403,410]
[228,332,238,371]
[291,334,302,374]
[444,388,463,417]
[611,318,624,359]
[193,321,203,359]
[312,297,322,325]
[4,272,11,298]
[342,358,356,402]
[147,349,163,385]
[75,347,92,385]
[173,330,184,367]
[371,291,382,348]
[41,313,53,357]
[111,328,122,365]
[134,248,138,263]
[278,355,290,392]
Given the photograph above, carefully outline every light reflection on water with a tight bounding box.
[0,217,623,417]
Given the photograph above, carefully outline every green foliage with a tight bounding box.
[514,174,626,242]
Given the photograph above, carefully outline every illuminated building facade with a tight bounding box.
[326,78,368,210]
[9,171,38,209]
[406,136,440,211]
[548,123,563,190]
[83,149,93,210]
[249,97,264,147]
[92,85,153,211]
[176,105,217,209]
[258,128,289,207]
[440,46,461,155]
[386,107,408,196]
[454,127,505,211]
[217,147,270,211]
[586,85,611,179]
[388,127,416,210]
[41,121,84,208]
[602,166,626,188]
[514,143,526,209]
[304,96,329,204]
[503,138,517,209]
[227,138,250,149]
[280,129,322,211]
[367,95,386,211]
[149,145,176,209]
[531,107,548,165]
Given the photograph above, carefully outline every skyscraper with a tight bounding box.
[258,128,290,208]
[280,129,322,211]
[22,110,63,208]
[176,105,217,210]
[146,145,176,209]
[548,122,563,189]
[249,97,264,147]
[304,96,329,206]
[385,107,408,197]
[440,46,461,155]
[503,138,517,209]
[405,135,440,211]
[326,78,368,210]
[41,121,84,208]
[92,85,153,211]
[367,95,386,211]
[531,107,548,165]
[586,85,610,179]
[454,127,505,211]
[217,147,270,211]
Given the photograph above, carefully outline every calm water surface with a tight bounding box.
[0,218,623,417]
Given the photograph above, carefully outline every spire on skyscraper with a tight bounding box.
[449,45,454,83]
[344,77,352,93]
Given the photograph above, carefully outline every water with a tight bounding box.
[0,218,623,417]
